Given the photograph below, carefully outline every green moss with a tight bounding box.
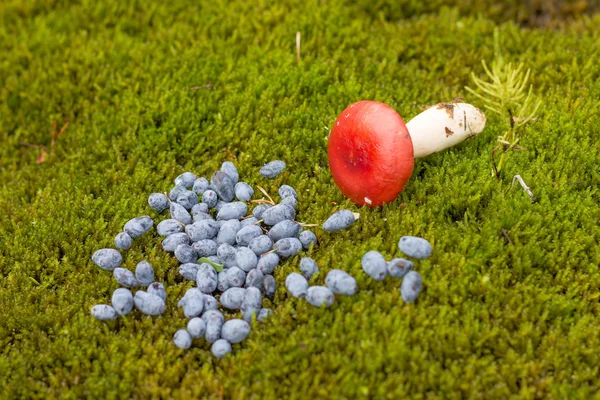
[1,0,599,398]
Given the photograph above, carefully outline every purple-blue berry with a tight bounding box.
[221,319,251,343]
[398,236,433,259]
[173,329,192,349]
[170,202,192,225]
[91,304,118,321]
[211,339,232,358]
[299,257,319,280]
[361,251,387,281]
[161,232,190,252]
[306,286,335,307]
[187,317,206,338]
[298,230,317,249]
[174,172,197,189]
[202,190,218,208]
[113,267,139,288]
[325,269,356,295]
[235,182,254,201]
[274,237,303,258]
[401,271,423,303]
[268,220,300,242]
[111,288,134,315]
[387,258,413,278]
[322,210,356,232]
[210,171,235,202]
[285,273,308,298]
[259,160,286,178]
[157,219,184,236]
[148,193,169,212]
[236,225,263,246]
[114,232,132,250]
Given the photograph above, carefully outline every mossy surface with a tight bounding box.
[1,1,599,398]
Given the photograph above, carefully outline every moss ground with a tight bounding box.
[1,1,599,398]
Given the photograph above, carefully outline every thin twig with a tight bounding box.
[510,174,534,201]
[501,229,513,244]
[296,32,301,62]
[256,186,275,205]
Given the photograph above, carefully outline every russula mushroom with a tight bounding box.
[327,100,414,207]
[328,100,486,207]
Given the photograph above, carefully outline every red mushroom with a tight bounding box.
[328,100,414,207]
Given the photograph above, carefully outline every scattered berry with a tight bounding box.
[398,236,433,259]
[175,172,197,189]
[299,257,319,280]
[192,239,218,257]
[216,202,248,221]
[186,219,220,241]
[325,269,356,295]
[236,225,263,246]
[216,219,242,245]
[262,275,276,298]
[148,193,169,212]
[306,286,335,307]
[221,319,251,343]
[235,247,258,272]
[133,291,166,315]
[191,202,209,215]
[298,230,317,249]
[226,267,246,288]
[201,190,218,208]
[285,273,308,298]
[162,232,190,252]
[267,220,300,242]
[257,308,273,322]
[175,244,199,264]
[248,235,273,255]
[187,317,206,338]
[114,232,132,250]
[91,304,118,321]
[217,243,237,268]
[157,219,184,236]
[262,204,295,225]
[169,185,187,201]
[252,204,272,220]
[257,252,280,274]
[274,237,303,258]
[113,267,140,288]
[245,268,264,289]
[211,339,232,358]
[92,248,123,271]
[361,250,387,281]
[147,282,167,302]
[401,271,423,303]
[278,184,297,199]
[196,263,218,294]
[135,261,154,286]
[322,210,356,232]
[178,288,205,318]
[111,288,134,315]
[259,160,286,178]
[170,202,192,225]
[192,178,210,196]
[241,287,262,322]
[176,190,198,210]
[235,182,254,201]
[173,329,192,349]
[210,171,235,202]
[221,161,239,184]
[179,263,200,280]
[387,258,413,278]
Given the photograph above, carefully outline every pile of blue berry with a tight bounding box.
[90,160,363,358]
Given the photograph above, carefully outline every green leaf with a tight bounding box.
[198,257,224,272]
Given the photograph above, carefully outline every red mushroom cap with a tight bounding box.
[327,100,414,207]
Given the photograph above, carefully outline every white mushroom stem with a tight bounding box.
[406,102,486,158]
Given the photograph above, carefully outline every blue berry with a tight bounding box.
[257,308,273,322]
[226,267,246,288]
[217,219,242,245]
[285,273,308,298]
[217,202,248,221]
[236,225,263,246]
[201,309,224,324]
[221,161,239,184]
[148,193,169,212]
[252,204,272,220]
[191,202,209,216]
[193,212,213,223]
[306,286,335,307]
[179,263,200,280]
[235,182,254,201]
[211,339,232,358]
[221,319,250,343]
[401,271,423,303]
[248,235,273,255]
[361,251,387,281]
[262,204,295,225]
[245,268,264,289]
[192,177,210,196]
[268,220,300,242]
[114,232,132,250]
[299,257,319,280]
[241,217,259,227]
[91,304,118,321]
[217,270,230,292]
[176,190,198,210]
[170,202,192,225]
[135,261,154,286]
[175,172,197,189]
[220,287,246,310]
[169,185,187,201]
[257,252,279,274]
[217,243,237,268]
[298,230,317,249]
[274,237,302,258]
[123,216,153,238]
[278,184,297,199]
[187,317,206,338]
[280,196,297,210]
[157,219,184,236]
[113,268,139,287]
[175,244,199,263]
[215,201,228,211]
[204,295,218,311]
[133,291,166,315]
[235,247,258,272]
[186,219,220,241]
[202,190,218,208]
[241,287,262,322]
[191,239,218,257]
[173,329,192,349]
[178,288,205,318]
[210,171,235,202]
[161,232,190,252]
[92,248,122,271]
[325,269,356,295]
[259,160,286,178]
[111,288,133,315]
[205,317,223,344]
[147,282,167,302]
[322,210,356,232]
[398,236,433,259]
[387,258,413,278]
[196,263,218,294]
[262,275,276,298]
